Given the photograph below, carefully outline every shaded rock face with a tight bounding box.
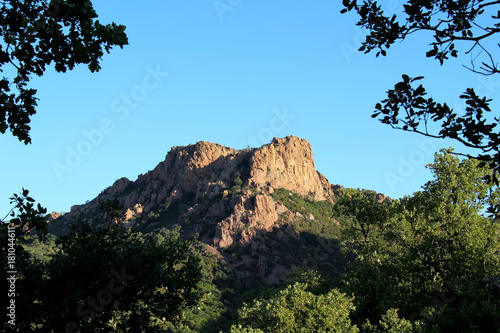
[50,136,333,249]
[213,193,284,248]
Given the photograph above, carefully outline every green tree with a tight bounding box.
[359,308,419,333]
[3,221,215,332]
[341,0,500,184]
[333,188,396,256]
[337,150,500,332]
[0,0,128,144]
[22,233,59,264]
[396,151,500,332]
[232,271,359,333]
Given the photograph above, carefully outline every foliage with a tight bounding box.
[271,188,340,241]
[1,188,48,241]
[341,0,499,65]
[332,188,396,256]
[230,326,265,333]
[341,2,500,328]
[98,198,125,225]
[163,251,234,333]
[0,0,128,144]
[283,269,333,295]
[1,189,49,331]
[4,223,216,332]
[360,308,420,333]
[231,171,243,194]
[336,150,500,332]
[232,271,359,333]
[22,234,59,264]
[341,0,500,184]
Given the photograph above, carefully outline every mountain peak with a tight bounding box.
[51,136,334,250]
[249,135,331,200]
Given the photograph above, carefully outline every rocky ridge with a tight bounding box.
[50,136,334,249]
[48,136,394,284]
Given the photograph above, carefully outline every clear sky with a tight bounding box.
[1,0,498,214]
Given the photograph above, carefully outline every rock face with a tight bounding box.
[213,193,287,248]
[249,137,332,200]
[47,211,62,223]
[49,136,334,249]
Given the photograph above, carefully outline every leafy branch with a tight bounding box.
[1,188,48,241]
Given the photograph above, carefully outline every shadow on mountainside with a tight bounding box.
[197,224,353,333]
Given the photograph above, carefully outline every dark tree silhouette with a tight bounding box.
[341,0,500,184]
[0,0,128,144]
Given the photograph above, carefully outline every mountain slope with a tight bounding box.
[49,136,348,284]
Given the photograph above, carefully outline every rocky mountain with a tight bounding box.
[49,136,350,284]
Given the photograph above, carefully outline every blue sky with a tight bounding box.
[2,0,498,214]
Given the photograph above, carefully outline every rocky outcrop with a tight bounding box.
[44,136,367,286]
[47,211,62,223]
[49,136,335,248]
[139,141,239,194]
[124,204,143,221]
[249,137,332,200]
[213,193,287,248]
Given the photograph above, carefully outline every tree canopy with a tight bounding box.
[0,0,128,144]
[335,150,500,332]
[231,271,359,333]
[1,221,226,332]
